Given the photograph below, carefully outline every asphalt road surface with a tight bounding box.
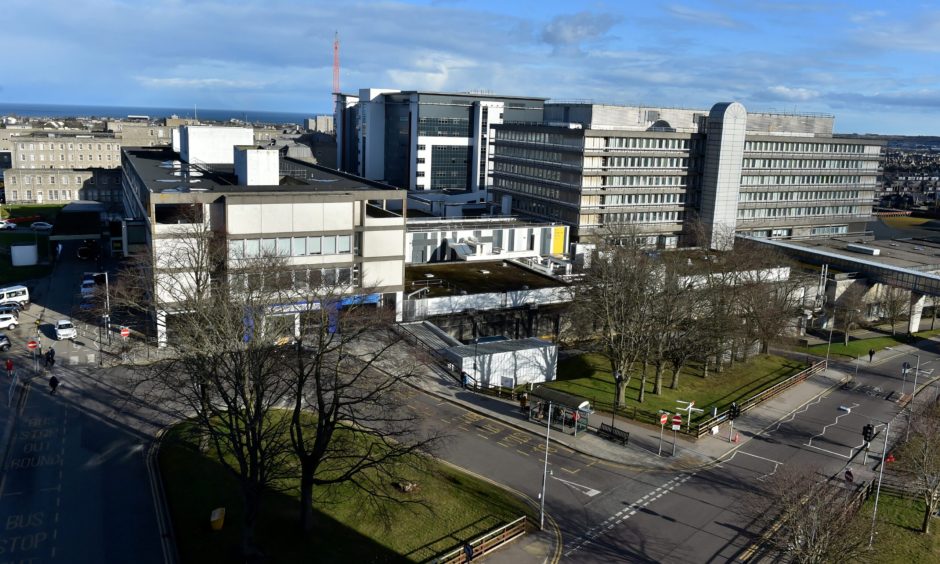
[404,340,938,563]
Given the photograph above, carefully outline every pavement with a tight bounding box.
[397,333,940,563]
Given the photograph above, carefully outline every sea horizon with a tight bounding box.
[0,102,319,125]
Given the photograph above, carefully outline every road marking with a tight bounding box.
[766,394,824,435]
[803,402,859,457]
[515,449,530,457]
[550,475,600,497]
[564,472,697,557]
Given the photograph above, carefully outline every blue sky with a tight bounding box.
[3,0,939,134]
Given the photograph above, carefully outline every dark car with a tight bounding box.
[0,333,10,352]
[0,304,20,318]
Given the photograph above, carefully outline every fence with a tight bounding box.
[430,516,528,564]
[689,360,828,438]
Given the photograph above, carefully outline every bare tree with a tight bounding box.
[878,286,909,335]
[832,283,868,346]
[897,400,940,533]
[568,228,656,406]
[748,467,872,564]
[271,280,439,532]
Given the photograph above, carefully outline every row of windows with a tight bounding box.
[417,117,471,137]
[510,197,567,220]
[740,175,875,186]
[492,178,579,204]
[494,161,563,183]
[496,146,571,165]
[229,267,356,293]
[603,193,686,206]
[742,159,878,170]
[18,142,116,151]
[7,190,75,201]
[811,225,849,235]
[744,141,868,154]
[495,129,583,148]
[739,190,860,202]
[747,228,793,238]
[601,175,687,187]
[603,156,688,169]
[228,235,354,259]
[605,137,689,150]
[19,153,113,163]
[737,206,859,219]
[8,175,104,185]
[602,211,684,223]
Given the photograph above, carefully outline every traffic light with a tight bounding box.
[729,402,740,420]
[862,423,874,442]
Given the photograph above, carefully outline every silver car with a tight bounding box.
[55,319,77,340]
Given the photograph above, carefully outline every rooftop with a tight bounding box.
[405,261,563,298]
[780,236,940,272]
[123,146,404,196]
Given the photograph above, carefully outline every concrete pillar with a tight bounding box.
[908,291,926,335]
[394,291,404,322]
[156,309,168,348]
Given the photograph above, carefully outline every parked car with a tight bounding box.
[55,319,77,340]
[0,334,10,352]
[0,220,16,230]
[80,279,96,297]
[6,215,41,225]
[31,221,53,231]
[0,314,18,330]
[0,304,20,318]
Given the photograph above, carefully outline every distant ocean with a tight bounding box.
[0,102,313,125]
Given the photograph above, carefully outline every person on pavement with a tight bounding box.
[869,348,875,362]
[49,375,59,394]
[4,358,12,377]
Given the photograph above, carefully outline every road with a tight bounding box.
[404,341,938,563]
[0,240,173,564]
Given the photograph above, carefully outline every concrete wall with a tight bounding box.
[180,126,253,164]
[453,343,558,388]
[234,147,279,186]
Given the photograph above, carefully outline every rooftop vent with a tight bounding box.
[846,243,880,256]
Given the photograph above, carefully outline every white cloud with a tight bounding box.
[135,76,268,89]
[665,5,744,29]
[539,11,620,53]
[765,85,819,101]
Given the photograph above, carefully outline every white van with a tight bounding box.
[0,285,30,307]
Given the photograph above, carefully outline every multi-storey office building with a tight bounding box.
[335,89,545,192]
[3,168,121,205]
[490,102,882,249]
[120,127,407,345]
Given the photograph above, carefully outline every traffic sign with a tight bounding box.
[120,327,130,338]
[660,413,669,425]
[844,468,854,483]
[26,341,37,351]
[672,414,682,431]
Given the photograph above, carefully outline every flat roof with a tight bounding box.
[406,261,563,297]
[779,236,940,272]
[407,216,563,233]
[123,147,404,196]
[446,337,554,358]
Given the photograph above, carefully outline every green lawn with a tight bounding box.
[160,423,533,563]
[805,329,940,360]
[0,203,65,222]
[545,353,806,424]
[859,493,940,562]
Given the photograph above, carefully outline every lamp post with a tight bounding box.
[539,401,553,531]
[869,420,891,549]
[91,271,111,345]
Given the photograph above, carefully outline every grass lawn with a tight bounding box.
[545,353,805,424]
[160,423,534,563]
[880,216,932,229]
[859,493,940,562]
[805,329,940,360]
[0,203,65,222]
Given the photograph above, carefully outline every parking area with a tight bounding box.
[0,239,122,369]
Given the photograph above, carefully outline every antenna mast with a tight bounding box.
[332,31,340,94]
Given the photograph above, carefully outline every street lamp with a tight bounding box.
[868,419,892,549]
[91,271,111,345]
[539,401,553,531]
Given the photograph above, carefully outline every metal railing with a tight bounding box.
[430,516,528,564]
[690,360,827,438]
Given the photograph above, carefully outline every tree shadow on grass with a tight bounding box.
[160,426,407,564]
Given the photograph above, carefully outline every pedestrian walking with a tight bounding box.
[519,392,528,414]
[869,348,875,362]
[49,375,59,394]
[461,373,468,389]
[463,542,473,563]
[4,358,12,378]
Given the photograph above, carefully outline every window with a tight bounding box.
[228,240,244,259]
[292,237,306,256]
[337,235,351,254]
[11,191,17,200]
[307,236,321,255]
[321,236,336,255]
[35,177,42,185]
[65,190,71,200]
[26,191,32,200]
[75,176,81,185]
[49,176,55,184]
[261,238,276,255]
[244,239,260,257]
[276,237,290,256]
[24,176,31,185]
